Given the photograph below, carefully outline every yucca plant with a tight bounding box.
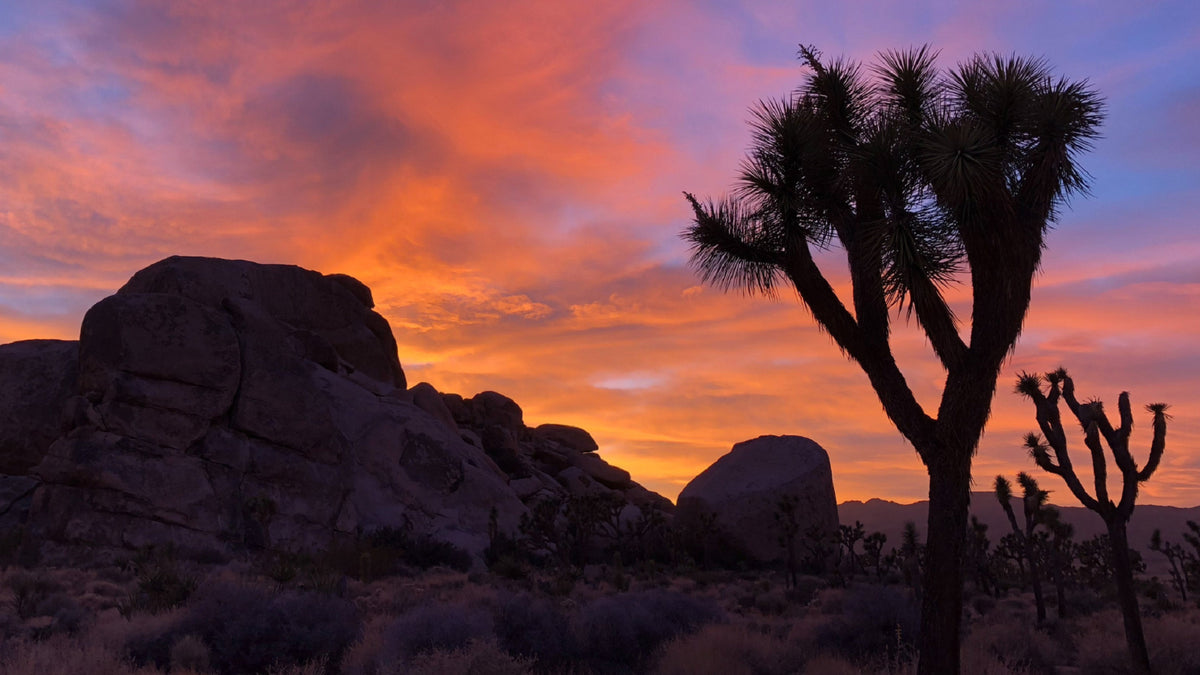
[994,473,1048,622]
[684,44,1103,674]
[1017,368,1168,675]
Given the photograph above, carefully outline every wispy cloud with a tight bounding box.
[1,0,1197,505]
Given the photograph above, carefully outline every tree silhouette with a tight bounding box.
[683,44,1103,673]
[1150,521,1200,602]
[994,473,1048,622]
[1017,368,1169,675]
[1039,505,1076,618]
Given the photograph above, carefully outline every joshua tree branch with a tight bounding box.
[1084,422,1110,507]
[781,241,938,454]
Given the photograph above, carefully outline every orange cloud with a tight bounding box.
[1,1,1197,509]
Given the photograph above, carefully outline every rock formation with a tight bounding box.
[676,435,838,563]
[0,256,669,565]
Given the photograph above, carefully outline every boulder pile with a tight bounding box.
[0,256,669,564]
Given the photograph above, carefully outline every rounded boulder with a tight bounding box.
[677,435,838,563]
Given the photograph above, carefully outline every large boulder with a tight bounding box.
[21,257,524,563]
[79,293,240,449]
[119,256,405,389]
[676,435,838,563]
[534,424,598,453]
[0,340,78,474]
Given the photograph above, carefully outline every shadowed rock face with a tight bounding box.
[0,340,78,475]
[676,435,838,563]
[8,256,521,562]
[0,256,672,565]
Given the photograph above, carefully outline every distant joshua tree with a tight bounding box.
[994,473,1048,622]
[775,494,802,588]
[1039,506,1076,619]
[1017,368,1168,675]
[684,43,1103,675]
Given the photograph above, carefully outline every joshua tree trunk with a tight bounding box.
[1108,519,1151,674]
[1053,563,1068,619]
[919,455,972,674]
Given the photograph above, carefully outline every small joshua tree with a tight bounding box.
[1150,521,1200,604]
[1149,528,1190,603]
[839,520,866,576]
[1017,368,1168,675]
[775,495,802,588]
[1040,506,1076,619]
[994,473,1048,622]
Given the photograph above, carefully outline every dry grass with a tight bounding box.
[0,633,157,675]
[3,564,1200,675]
[652,623,806,675]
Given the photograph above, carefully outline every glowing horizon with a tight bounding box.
[1,2,1197,506]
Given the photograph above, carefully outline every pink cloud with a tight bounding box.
[0,0,1196,507]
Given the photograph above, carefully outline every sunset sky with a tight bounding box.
[1,1,1198,506]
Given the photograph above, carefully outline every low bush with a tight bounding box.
[321,527,474,582]
[1147,611,1200,675]
[379,602,493,665]
[653,623,806,675]
[808,584,919,661]
[963,616,1065,675]
[0,634,155,675]
[32,592,88,636]
[407,638,534,675]
[125,580,360,674]
[491,592,574,664]
[572,589,724,670]
[5,571,61,620]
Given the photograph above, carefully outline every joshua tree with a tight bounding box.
[995,473,1048,622]
[684,44,1102,673]
[900,521,924,600]
[1017,368,1168,675]
[964,516,997,597]
[839,520,866,576]
[1150,521,1200,603]
[1149,528,1190,602]
[1040,506,1076,618]
[775,494,802,588]
[863,530,889,580]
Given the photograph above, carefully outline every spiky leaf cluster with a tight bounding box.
[1016,369,1169,522]
[684,44,1103,351]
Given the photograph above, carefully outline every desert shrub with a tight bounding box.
[1072,608,1131,674]
[339,616,389,675]
[120,548,197,615]
[963,616,1065,674]
[491,592,574,664]
[1146,611,1200,675]
[786,575,826,606]
[5,571,61,620]
[0,634,157,675]
[753,588,788,616]
[126,580,360,674]
[653,623,806,675]
[323,527,474,581]
[809,584,919,661]
[572,589,724,670]
[796,654,863,675]
[32,592,88,636]
[169,634,211,673]
[379,602,494,665]
[407,638,534,675]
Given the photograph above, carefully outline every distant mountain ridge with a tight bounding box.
[839,493,1200,576]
